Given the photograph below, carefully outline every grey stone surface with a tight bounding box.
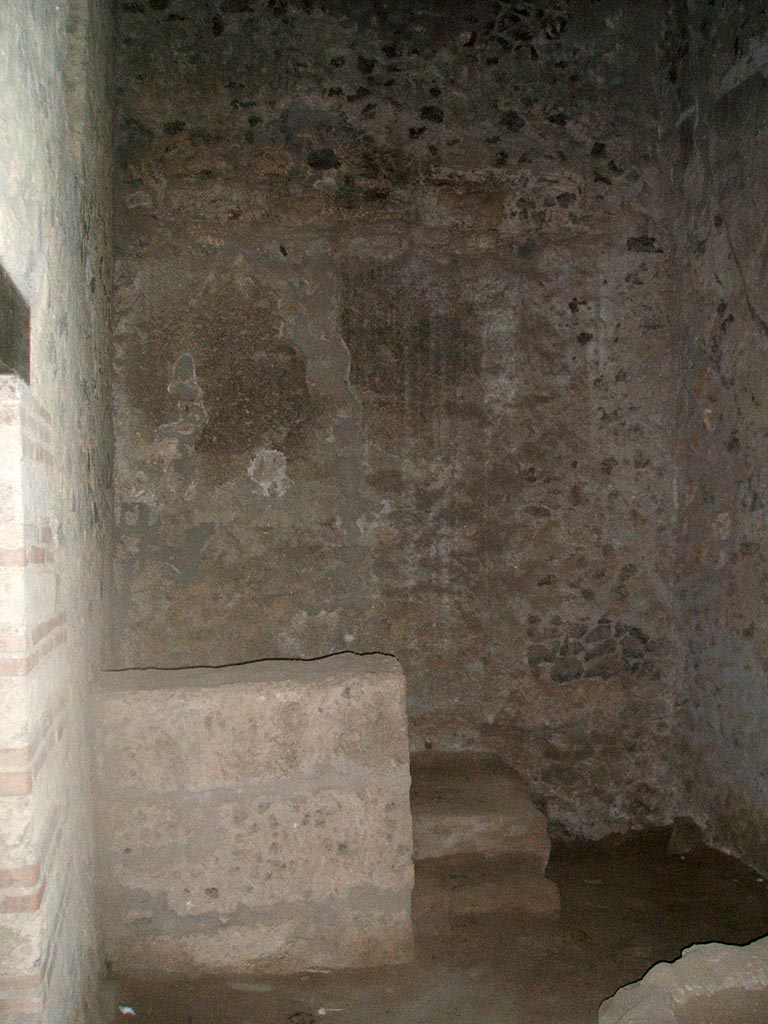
[96,654,414,975]
[100,655,410,785]
[599,935,768,1024]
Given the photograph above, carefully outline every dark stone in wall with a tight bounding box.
[526,617,657,685]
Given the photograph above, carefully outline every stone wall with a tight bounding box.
[111,0,682,838]
[0,3,113,1022]
[665,1,768,872]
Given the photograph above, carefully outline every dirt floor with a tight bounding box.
[111,829,768,1024]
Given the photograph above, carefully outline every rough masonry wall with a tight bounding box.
[0,3,113,1022]
[666,1,768,872]
[113,0,681,836]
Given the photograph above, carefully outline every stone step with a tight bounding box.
[414,853,561,919]
[410,751,551,873]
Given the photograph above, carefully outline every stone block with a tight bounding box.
[110,900,413,976]
[96,653,414,975]
[599,935,768,1024]
[103,784,413,915]
[414,855,560,918]
[98,655,409,790]
[410,751,550,871]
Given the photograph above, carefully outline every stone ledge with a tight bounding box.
[98,653,410,787]
[111,898,414,975]
[411,751,550,871]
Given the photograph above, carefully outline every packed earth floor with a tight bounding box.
[110,829,768,1024]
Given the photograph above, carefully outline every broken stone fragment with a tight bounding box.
[600,935,768,1024]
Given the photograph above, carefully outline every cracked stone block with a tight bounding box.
[599,935,768,1024]
[96,653,414,974]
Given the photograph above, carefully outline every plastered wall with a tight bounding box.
[112,0,682,838]
[0,3,113,1021]
[665,0,768,874]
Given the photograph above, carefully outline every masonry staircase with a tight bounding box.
[409,751,560,918]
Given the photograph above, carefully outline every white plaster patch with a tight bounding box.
[247,447,289,497]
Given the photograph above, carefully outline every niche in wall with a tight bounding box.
[0,263,30,382]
